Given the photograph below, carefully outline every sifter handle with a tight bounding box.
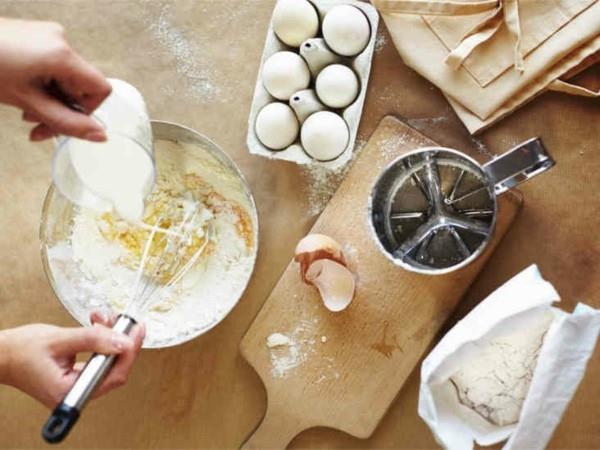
[42,314,136,444]
[482,137,555,195]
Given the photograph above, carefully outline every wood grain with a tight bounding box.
[240,116,522,449]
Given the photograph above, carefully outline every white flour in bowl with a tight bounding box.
[45,139,257,347]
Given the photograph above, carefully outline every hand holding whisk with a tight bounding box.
[42,208,213,443]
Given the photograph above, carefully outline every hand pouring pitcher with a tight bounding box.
[369,138,554,274]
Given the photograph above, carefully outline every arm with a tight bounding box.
[0,312,144,408]
[0,17,112,142]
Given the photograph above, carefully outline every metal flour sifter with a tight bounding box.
[369,138,555,274]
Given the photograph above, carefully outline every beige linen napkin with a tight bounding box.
[374,0,600,133]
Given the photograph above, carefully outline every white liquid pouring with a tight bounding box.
[53,79,155,222]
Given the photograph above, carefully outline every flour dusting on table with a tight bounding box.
[300,137,366,217]
[146,4,219,100]
[374,30,387,53]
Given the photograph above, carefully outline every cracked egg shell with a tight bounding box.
[295,233,345,281]
[305,259,356,312]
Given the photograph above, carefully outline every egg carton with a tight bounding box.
[246,0,379,170]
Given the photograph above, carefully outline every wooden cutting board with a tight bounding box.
[240,116,522,449]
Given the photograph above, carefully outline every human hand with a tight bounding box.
[0,312,145,408]
[0,18,112,142]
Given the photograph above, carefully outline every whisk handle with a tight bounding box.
[42,314,137,444]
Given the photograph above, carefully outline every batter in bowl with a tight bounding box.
[44,137,257,347]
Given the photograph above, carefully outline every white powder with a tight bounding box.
[471,136,496,159]
[266,322,340,381]
[266,321,317,378]
[450,310,554,426]
[301,165,345,217]
[374,31,387,53]
[146,4,219,101]
[300,137,367,217]
[377,132,413,159]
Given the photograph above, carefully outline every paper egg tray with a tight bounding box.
[246,0,379,170]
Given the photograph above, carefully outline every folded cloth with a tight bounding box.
[374,0,600,133]
[445,37,600,132]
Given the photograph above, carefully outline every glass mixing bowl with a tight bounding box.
[40,121,259,348]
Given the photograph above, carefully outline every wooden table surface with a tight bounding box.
[0,1,598,449]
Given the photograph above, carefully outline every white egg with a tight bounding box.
[316,64,359,109]
[262,51,311,100]
[301,111,349,161]
[255,102,299,150]
[272,0,319,47]
[322,5,371,57]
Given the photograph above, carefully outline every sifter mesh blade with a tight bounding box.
[371,149,496,272]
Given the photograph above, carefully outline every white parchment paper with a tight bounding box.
[418,265,600,450]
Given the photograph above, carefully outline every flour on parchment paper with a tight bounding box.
[374,30,387,53]
[144,4,219,100]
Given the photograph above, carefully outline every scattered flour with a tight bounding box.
[377,132,416,159]
[342,242,360,275]
[146,4,219,101]
[471,136,496,159]
[266,321,339,381]
[406,116,450,129]
[267,321,314,378]
[300,137,367,217]
[374,30,387,53]
[376,84,401,108]
[301,164,348,217]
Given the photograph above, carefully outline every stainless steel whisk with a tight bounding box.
[42,208,212,443]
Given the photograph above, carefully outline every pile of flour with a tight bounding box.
[450,310,555,426]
